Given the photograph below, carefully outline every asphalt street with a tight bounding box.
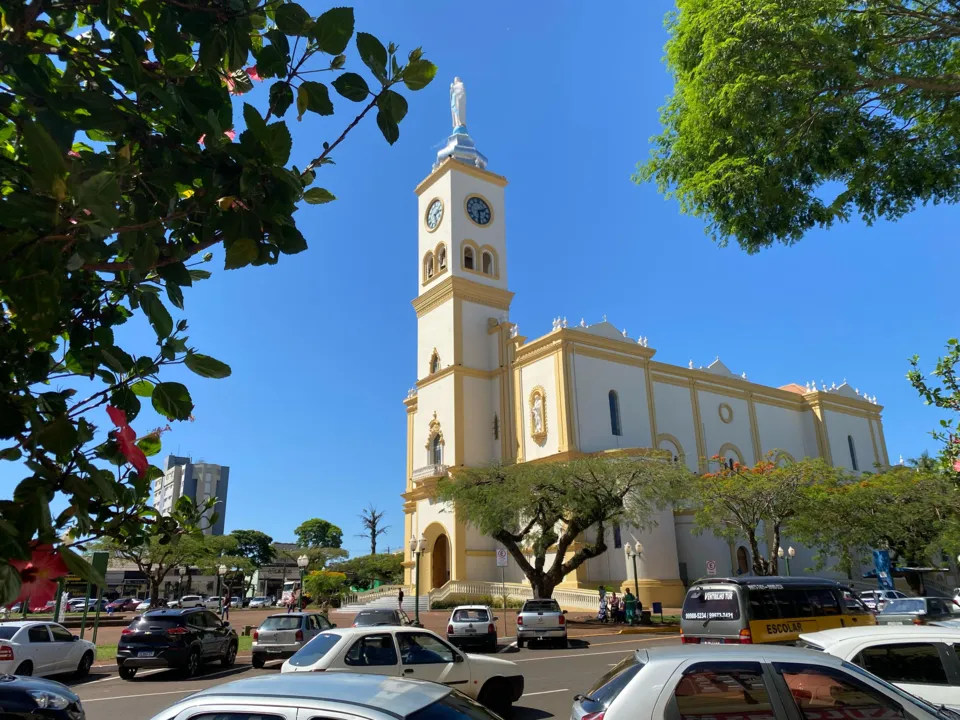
[61,632,681,720]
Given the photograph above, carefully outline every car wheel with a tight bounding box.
[252,654,265,669]
[14,660,32,676]
[76,651,94,678]
[183,649,201,677]
[118,665,137,680]
[515,638,524,649]
[479,679,511,717]
[487,637,498,653]
[221,642,237,667]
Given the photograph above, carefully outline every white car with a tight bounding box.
[860,589,908,612]
[801,626,960,709]
[570,644,947,720]
[249,596,272,608]
[135,599,152,612]
[168,595,205,609]
[203,596,222,611]
[0,621,96,678]
[281,626,524,715]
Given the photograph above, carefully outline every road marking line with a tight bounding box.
[498,642,517,654]
[513,636,676,663]
[84,668,166,685]
[522,688,569,697]
[83,689,194,703]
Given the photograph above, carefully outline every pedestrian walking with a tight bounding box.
[398,587,404,609]
[222,595,230,620]
[624,589,637,625]
[618,595,627,623]
[597,585,608,623]
[609,591,619,623]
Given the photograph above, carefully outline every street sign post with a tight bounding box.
[495,549,508,636]
[706,560,717,576]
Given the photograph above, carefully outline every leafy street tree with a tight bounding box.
[295,518,344,549]
[227,530,274,597]
[440,452,684,599]
[678,456,834,576]
[636,0,960,252]
[302,569,349,609]
[333,552,403,588]
[909,339,960,472]
[357,504,389,556]
[0,2,435,604]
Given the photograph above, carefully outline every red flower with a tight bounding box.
[8,543,69,608]
[953,459,960,473]
[106,406,149,475]
[245,65,261,81]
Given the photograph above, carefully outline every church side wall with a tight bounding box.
[698,388,754,464]
[518,355,561,460]
[824,409,879,472]
[568,352,652,453]
[461,300,499,371]
[418,300,455,381]
[463,376,496,466]
[753,402,815,461]
[413,375,457,467]
[652,381,699,472]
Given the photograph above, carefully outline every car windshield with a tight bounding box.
[523,600,560,613]
[0,628,18,640]
[881,599,925,614]
[131,616,182,629]
[682,587,741,620]
[286,633,343,667]
[260,616,302,630]
[453,609,489,622]
[409,690,500,720]
[356,610,399,625]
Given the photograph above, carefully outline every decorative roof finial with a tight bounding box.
[741,371,747,380]
[562,317,568,328]
[689,360,694,369]
[434,77,488,169]
[602,314,607,322]
[622,328,628,337]
[579,318,586,328]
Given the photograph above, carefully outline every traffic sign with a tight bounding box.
[496,548,509,567]
[706,560,717,576]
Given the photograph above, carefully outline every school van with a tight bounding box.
[680,576,876,645]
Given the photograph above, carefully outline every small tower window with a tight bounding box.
[431,434,443,465]
[424,252,435,280]
[848,434,859,471]
[437,245,447,270]
[464,246,475,270]
[482,251,493,275]
[608,390,622,436]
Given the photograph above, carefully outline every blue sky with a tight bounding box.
[3,1,957,558]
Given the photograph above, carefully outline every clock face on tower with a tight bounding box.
[465,196,492,226]
[425,199,443,231]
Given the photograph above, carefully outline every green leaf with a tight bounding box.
[296,84,309,120]
[299,81,334,116]
[270,82,294,118]
[265,28,289,57]
[140,292,173,339]
[130,380,155,397]
[22,120,67,194]
[376,109,400,145]
[152,382,194,421]
[331,72,369,102]
[243,103,269,142]
[256,44,287,79]
[0,564,21,607]
[60,547,106,587]
[224,237,259,270]
[356,32,387,81]
[312,7,353,54]
[274,225,308,254]
[137,434,162,457]
[274,3,311,35]
[403,59,438,91]
[303,187,336,204]
[189,269,212,281]
[132,241,160,274]
[158,261,193,288]
[184,353,232,379]
[266,122,292,165]
[110,386,142,422]
[37,416,78,457]
[378,90,408,123]
[0,447,22,461]
[79,172,121,226]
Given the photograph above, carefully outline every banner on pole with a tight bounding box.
[873,549,895,591]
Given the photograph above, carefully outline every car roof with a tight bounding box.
[642,644,843,665]
[142,607,204,616]
[0,621,49,629]
[451,605,491,611]
[188,673,450,717]
[688,576,846,588]
[800,625,960,646]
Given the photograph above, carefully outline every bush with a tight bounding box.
[431,593,524,610]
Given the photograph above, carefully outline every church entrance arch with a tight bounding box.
[432,534,449,589]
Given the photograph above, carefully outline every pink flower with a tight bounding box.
[7,543,69,608]
[224,129,236,141]
[198,134,206,145]
[67,150,81,158]
[107,406,149,475]
[246,65,261,82]
[953,459,960,473]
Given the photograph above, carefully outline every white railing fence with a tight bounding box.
[342,584,407,606]
[428,580,599,611]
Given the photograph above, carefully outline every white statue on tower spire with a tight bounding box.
[451,77,466,130]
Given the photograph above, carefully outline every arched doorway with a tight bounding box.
[736,546,750,575]
[432,535,449,589]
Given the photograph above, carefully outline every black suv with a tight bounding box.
[116,608,238,679]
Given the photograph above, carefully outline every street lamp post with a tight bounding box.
[217,564,227,614]
[177,566,186,600]
[778,546,795,575]
[625,543,642,625]
[297,555,309,611]
[409,534,425,627]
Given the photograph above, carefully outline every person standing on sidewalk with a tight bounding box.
[222,595,230,621]
[398,587,404,610]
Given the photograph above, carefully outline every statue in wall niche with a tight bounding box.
[532,394,544,435]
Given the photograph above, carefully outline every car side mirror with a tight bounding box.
[562,610,568,614]
[330,623,337,628]
[71,635,79,642]
[453,653,464,663]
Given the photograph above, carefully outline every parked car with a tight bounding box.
[860,589,909,612]
[352,608,407,627]
[281,626,524,715]
[116,607,238,679]
[167,595,205,609]
[446,605,497,652]
[252,612,335,668]
[570,644,949,720]
[203,596,222,611]
[134,598,152,612]
[149,672,504,720]
[516,598,567,648]
[230,596,241,608]
[0,674,84,719]
[0,621,96,678]
[800,626,960,709]
[106,598,139,613]
[249,596,272,609]
[877,597,957,625]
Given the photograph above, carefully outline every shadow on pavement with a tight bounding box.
[512,707,554,720]
[61,671,113,687]
[123,664,252,683]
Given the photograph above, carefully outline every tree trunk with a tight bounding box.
[748,531,767,576]
[150,580,161,607]
[371,536,376,555]
[531,575,555,600]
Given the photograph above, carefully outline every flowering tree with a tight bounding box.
[0,0,435,606]
[908,339,960,474]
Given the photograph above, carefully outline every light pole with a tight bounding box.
[409,533,425,627]
[217,564,227,614]
[177,566,186,600]
[779,546,795,576]
[297,555,309,611]
[625,543,642,624]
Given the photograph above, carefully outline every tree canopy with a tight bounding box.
[0,0,434,604]
[229,529,275,568]
[440,453,684,599]
[294,518,343,549]
[334,552,403,588]
[636,0,960,252]
[909,338,960,473]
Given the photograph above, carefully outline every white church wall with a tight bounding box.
[754,402,811,461]
[622,509,683,581]
[449,172,507,289]
[569,352,651,453]
[652,381,698,472]
[413,376,456,467]
[824,410,879,472]
[463,376,496,467]
[414,497,455,539]
[518,354,560,460]
[490,375,503,463]
[698,388,753,463]
[466,524,495,550]
[418,299,455,381]
[801,410,820,461]
[461,300,499,371]
[674,514,736,582]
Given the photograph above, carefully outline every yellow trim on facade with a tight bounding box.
[415,157,508,197]
[413,275,514,318]
[877,416,890,466]
[809,402,834,464]
[773,450,796,466]
[529,385,548,445]
[573,345,647,369]
[747,395,763,463]
[466,550,497,557]
[690,384,707,472]
[718,402,734,424]
[514,363,525,462]
[807,390,884,416]
[453,297,463,366]
[460,238,480,274]
[651,373,691,389]
[454,373,465,466]
[644,363,658,447]
[406,411,415,490]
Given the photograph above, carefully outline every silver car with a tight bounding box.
[516,598,567,648]
[150,672,504,720]
[252,612,335,668]
[446,605,497,652]
[570,644,949,720]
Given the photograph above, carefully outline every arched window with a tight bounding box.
[423,253,434,280]
[437,245,447,270]
[463,246,475,270]
[608,390,622,436]
[482,251,493,275]
[431,434,443,465]
[848,435,859,471]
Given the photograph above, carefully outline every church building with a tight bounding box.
[401,79,889,606]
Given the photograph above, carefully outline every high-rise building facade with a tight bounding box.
[156,455,230,535]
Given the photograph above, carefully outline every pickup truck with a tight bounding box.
[516,598,567,648]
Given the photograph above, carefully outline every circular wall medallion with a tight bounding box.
[425,198,443,232]
[718,403,734,424]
